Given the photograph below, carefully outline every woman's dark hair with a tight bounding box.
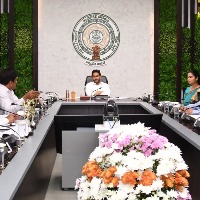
[92,69,101,76]
[188,69,200,84]
[0,68,18,85]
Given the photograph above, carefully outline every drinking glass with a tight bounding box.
[16,120,27,140]
[163,101,170,113]
[173,105,180,120]
[41,100,48,116]
[158,102,164,111]
[71,91,76,101]
[0,143,6,169]
[66,90,70,100]
[34,108,40,124]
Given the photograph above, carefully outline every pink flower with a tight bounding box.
[138,132,168,156]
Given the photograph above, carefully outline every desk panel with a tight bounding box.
[54,115,103,154]
[57,104,150,115]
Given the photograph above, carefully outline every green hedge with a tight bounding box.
[14,0,33,97]
[0,14,9,69]
[159,2,200,101]
[159,0,177,101]
[194,13,200,71]
[181,27,191,89]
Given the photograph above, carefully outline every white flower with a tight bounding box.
[179,188,191,198]
[122,156,141,171]
[115,166,128,178]
[111,189,128,200]
[166,189,178,198]
[117,181,134,193]
[109,152,123,165]
[136,184,154,194]
[176,161,188,171]
[156,159,175,176]
[89,146,113,161]
[111,143,119,150]
[127,193,137,200]
[146,195,160,200]
[150,179,163,191]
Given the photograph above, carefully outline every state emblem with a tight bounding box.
[72,13,120,66]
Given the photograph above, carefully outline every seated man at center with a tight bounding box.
[85,70,110,97]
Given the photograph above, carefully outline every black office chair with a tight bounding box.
[84,75,108,95]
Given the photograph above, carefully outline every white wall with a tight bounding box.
[38,0,154,98]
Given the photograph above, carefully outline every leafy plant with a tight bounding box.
[0,14,9,69]
[181,28,191,89]
[14,0,33,98]
[194,13,200,72]
[159,0,177,101]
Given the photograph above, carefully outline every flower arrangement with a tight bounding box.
[75,123,191,200]
[23,99,38,121]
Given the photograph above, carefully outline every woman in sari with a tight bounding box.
[184,69,200,106]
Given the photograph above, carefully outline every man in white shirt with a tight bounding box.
[85,70,110,97]
[0,68,40,113]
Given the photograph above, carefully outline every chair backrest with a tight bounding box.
[84,75,108,86]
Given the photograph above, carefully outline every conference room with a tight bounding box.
[0,0,200,200]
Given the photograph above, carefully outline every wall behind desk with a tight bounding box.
[38,0,154,98]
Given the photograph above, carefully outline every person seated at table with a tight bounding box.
[85,69,110,97]
[183,69,200,106]
[0,114,18,125]
[0,68,40,113]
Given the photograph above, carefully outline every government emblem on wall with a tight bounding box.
[72,13,120,66]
